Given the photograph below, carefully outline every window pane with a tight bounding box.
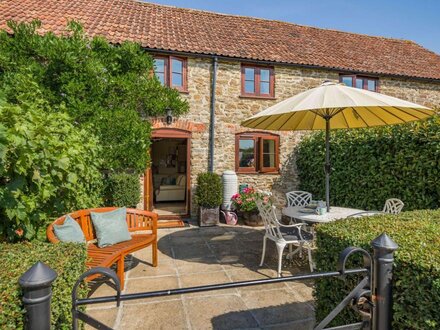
[156,72,165,85]
[154,59,165,73]
[260,69,270,82]
[154,59,165,84]
[245,80,255,93]
[239,139,255,168]
[367,80,376,91]
[342,76,353,87]
[245,68,255,81]
[356,78,363,89]
[260,81,270,94]
[172,72,183,87]
[262,139,275,168]
[171,59,183,74]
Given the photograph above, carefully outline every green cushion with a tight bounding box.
[91,207,132,248]
[53,215,86,243]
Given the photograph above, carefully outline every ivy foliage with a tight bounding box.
[0,242,88,329]
[0,20,189,173]
[314,209,440,329]
[0,98,103,241]
[296,115,440,211]
[195,172,223,207]
[104,172,141,208]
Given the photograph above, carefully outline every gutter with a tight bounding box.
[208,56,218,173]
[143,47,440,84]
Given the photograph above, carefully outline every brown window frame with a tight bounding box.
[241,64,275,98]
[235,132,280,174]
[339,74,379,92]
[154,55,188,92]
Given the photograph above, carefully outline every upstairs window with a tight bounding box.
[340,74,378,92]
[241,65,275,98]
[154,56,187,92]
[236,132,279,173]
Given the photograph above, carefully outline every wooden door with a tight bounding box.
[144,166,153,211]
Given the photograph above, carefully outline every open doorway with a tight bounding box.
[150,136,189,217]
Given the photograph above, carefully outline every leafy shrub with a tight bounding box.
[296,115,440,211]
[231,187,271,212]
[104,172,141,208]
[0,242,88,329]
[0,100,103,241]
[195,172,222,207]
[0,20,189,173]
[314,209,440,329]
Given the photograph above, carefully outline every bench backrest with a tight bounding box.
[47,207,158,243]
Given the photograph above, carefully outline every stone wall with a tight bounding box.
[140,56,440,216]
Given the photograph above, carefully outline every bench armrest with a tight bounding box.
[126,208,158,237]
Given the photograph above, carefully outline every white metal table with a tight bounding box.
[282,206,367,224]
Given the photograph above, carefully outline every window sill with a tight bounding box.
[239,95,276,100]
[236,171,280,175]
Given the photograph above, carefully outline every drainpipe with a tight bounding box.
[208,56,218,172]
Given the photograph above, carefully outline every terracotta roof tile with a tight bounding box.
[0,0,439,80]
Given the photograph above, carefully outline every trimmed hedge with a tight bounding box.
[296,116,440,211]
[104,172,141,208]
[194,172,223,207]
[314,209,440,329]
[0,242,88,329]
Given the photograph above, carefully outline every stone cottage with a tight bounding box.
[2,0,439,219]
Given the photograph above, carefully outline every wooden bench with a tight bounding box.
[47,207,158,289]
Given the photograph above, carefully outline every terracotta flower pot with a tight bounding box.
[242,211,263,227]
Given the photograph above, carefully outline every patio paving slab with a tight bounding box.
[240,289,314,326]
[227,268,287,293]
[85,223,315,329]
[119,300,187,330]
[185,295,259,330]
[84,307,118,330]
[179,271,237,297]
[124,275,180,303]
[175,256,225,274]
[127,257,178,278]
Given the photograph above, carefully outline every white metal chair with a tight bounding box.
[256,199,314,276]
[383,198,404,214]
[285,191,312,207]
[285,191,313,224]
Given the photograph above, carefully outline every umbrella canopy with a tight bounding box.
[241,81,435,211]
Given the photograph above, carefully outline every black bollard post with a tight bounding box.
[371,233,398,330]
[19,261,58,330]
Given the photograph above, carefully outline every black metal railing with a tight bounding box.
[19,233,398,330]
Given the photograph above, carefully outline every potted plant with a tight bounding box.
[231,187,271,226]
[195,172,223,226]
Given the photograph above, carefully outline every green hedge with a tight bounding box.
[0,242,88,329]
[314,209,440,329]
[194,172,223,207]
[104,172,141,208]
[296,116,440,211]
[0,99,103,241]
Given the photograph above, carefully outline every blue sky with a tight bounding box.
[148,0,440,54]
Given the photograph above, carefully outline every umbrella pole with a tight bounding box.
[325,118,331,212]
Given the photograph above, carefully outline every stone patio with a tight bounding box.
[85,223,315,329]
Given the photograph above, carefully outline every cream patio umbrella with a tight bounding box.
[241,81,435,212]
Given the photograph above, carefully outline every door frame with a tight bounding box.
[144,128,191,219]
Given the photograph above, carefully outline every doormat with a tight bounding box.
[157,219,187,229]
